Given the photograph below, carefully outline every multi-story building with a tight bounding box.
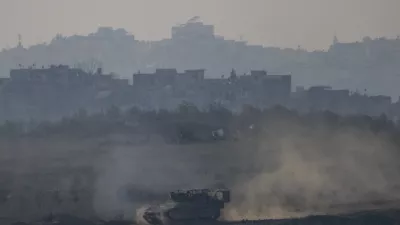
[171,21,215,41]
[3,64,399,121]
[132,68,291,109]
[133,69,205,87]
[10,65,89,86]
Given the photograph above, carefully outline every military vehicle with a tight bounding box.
[136,189,230,225]
[136,188,400,225]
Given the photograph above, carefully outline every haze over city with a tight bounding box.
[0,0,400,50]
[3,2,400,225]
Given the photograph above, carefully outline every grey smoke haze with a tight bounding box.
[0,0,399,50]
[2,113,400,221]
[224,122,400,220]
[92,143,222,219]
[89,122,400,220]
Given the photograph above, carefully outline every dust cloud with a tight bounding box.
[224,121,400,220]
[90,119,400,221]
[92,143,218,220]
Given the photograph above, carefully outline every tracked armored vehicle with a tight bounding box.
[137,189,230,225]
[136,188,400,225]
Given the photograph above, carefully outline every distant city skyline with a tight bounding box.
[0,0,399,50]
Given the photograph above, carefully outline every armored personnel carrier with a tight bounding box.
[136,188,400,225]
[137,189,230,225]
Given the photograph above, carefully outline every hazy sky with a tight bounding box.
[0,0,399,50]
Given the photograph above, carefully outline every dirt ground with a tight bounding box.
[2,128,400,225]
[0,134,244,222]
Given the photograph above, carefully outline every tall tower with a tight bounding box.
[332,34,339,46]
[17,34,23,48]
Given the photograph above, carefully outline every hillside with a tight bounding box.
[1,25,400,97]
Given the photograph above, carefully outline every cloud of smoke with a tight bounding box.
[223,121,400,220]
[91,119,400,221]
[92,141,218,220]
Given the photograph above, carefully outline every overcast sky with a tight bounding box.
[0,0,399,50]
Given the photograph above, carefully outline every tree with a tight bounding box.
[177,101,199,114]
[73,58,103,75]
[106,105,121,119]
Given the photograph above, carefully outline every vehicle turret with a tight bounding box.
[137,189,230,225]
[169,189,230,203]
